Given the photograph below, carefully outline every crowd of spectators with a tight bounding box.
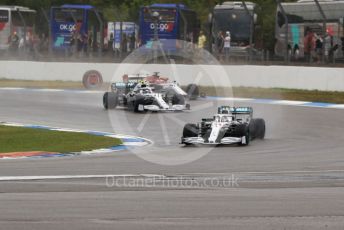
[7,31,48,58]
[3,28,344,64]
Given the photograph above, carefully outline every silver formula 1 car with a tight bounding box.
[123,72,200,100]
[103,81,190,112]
[181,106,265,146]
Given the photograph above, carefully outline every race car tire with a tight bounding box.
[235,124,250,146]
[239,129,250,146]
[172,94,185,105]
[103,92,117,109]
[183,123,199,138]
[186,84,199,100]
[229,124,248,137]
[254,118,266,139]
[164,89,176,103]
[249,119,256,138]
[129,96,145,112]
[128,100,140,112]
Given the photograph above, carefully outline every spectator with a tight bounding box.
[18,35,25,50]
[70,31,78,56]
[76,33,83,53]
[109,32,114,54]
[324,32,332,62]
[304,29,315,62]
[293,44,300,60]
[197,30,206,49]
[224,31,231,61]
[38,33,48,54]
[9,31,19,52]
[216,31,224,59]
[329,35,339,62]
[341,37,344,58]
[121,33,128,56]
[82,32,88,55]
[314,33,323,63]
[129,32,136,52]
[88,31,94,53]
[31,33,40,59]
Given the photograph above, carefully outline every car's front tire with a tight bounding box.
[250,118,265,139]
[182,123,199,145]
[235,124,250,146]
[183,123,199,137]
[254,118,266,139]
[103,92,117,109]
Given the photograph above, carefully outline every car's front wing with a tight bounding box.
[140,104,188,112]
[181,136,245,145]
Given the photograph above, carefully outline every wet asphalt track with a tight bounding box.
[1,88,344,230]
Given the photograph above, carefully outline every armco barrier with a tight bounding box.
[0,61,343,91]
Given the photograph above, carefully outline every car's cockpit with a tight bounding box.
[214,114,234,123]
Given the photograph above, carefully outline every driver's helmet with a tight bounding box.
[140,88,151,94]
[221,116,228,122]
[139,79,148,86]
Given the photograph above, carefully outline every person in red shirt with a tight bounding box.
[304,29,315,62]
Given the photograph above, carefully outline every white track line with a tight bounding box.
[2,87,344,109]
[269,100,308,105]
[0,174,166,181]
[158,113,170,145]
[182,169,344,176]
[2,170,344,182]
[0,87,25,90]
[36,89,64,92]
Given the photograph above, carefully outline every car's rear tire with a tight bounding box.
[103,92,117,109]
[172,94,185,105]
[254,118,266,139]
[186,84,199,100]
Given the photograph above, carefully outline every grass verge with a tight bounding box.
[0,78,84,89]
[0,125,122,153]
[1,79,344,104]
[199,86,344,104]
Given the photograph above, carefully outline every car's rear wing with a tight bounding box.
[230,107,253,115]
[111,82,137,91]
[202,118,213,122]
[128,77,145,82]
[218,106,253,115]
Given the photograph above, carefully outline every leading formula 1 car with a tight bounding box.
[103,80,190,112]
[181,106,265,146]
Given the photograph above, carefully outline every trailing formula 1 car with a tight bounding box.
[103,80,190,112]
[123,72,200,100]
[181,106,265,146]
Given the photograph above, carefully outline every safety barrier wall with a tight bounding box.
[0,61,343,91]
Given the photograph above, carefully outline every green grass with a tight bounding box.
[2,79,344,104]
[0,78,84,89]
[0,125,122,153]
[198,86,344,104]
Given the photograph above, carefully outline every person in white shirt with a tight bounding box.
[224,31,231,61]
